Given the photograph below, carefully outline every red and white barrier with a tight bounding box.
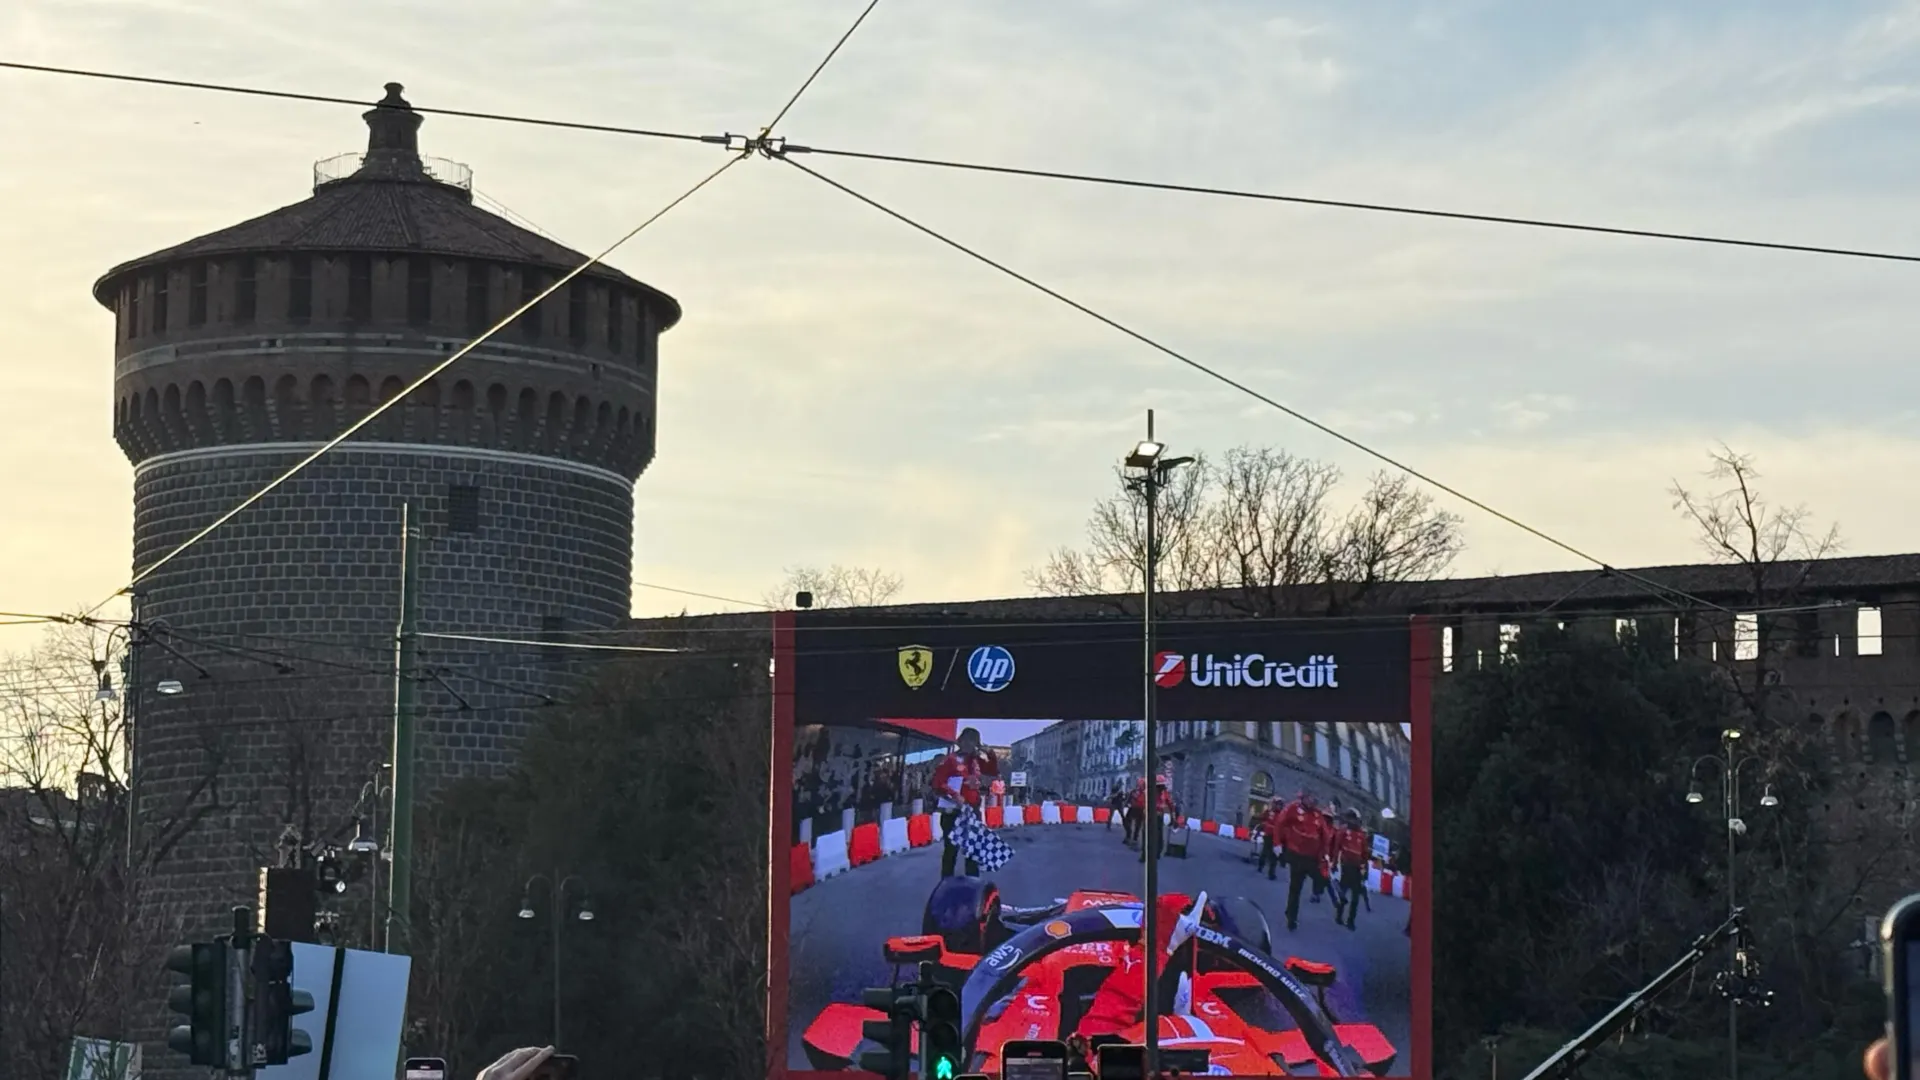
[813,829,851,879]
[880,816,911,856]
[799,803,1411,899]
[1366,866,1412,900]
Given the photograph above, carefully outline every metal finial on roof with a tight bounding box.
[357,81,426,180]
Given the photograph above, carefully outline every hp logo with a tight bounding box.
[966,645,1016,693]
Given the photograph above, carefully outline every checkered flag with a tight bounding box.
[951,805,1014,874]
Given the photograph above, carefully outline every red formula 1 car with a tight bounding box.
[801,876,1397,1077]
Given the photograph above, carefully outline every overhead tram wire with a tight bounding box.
[10,60,1920,268]
[778,155,1727,614]
[417,632,686,653]
[634,579,772,609]
[762,0,885,134]
[791,144,1920,266]
[83,152,750,620]
[0,61,709,146]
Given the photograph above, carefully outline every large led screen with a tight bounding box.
[770,613,1433,1080]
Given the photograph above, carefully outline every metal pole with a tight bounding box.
[551,876,563,1048]
[1723,741,1738,1080]
[370,785,383,951]
[1141,410,1161,1080]
[387,502,421,954]
[125,591,141,870]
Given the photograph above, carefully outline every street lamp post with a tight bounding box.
[348,765,392,950]
[1123,410,1194,1078]
[1685,726,1779,1080]
[519,872,595,1049]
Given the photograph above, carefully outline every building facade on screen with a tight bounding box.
[95,84,679,1072]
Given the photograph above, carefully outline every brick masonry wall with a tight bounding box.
[126,444,634,1069]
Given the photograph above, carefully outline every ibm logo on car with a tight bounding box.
[966,645,1016,692]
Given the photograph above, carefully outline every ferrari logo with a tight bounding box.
[898,645,933,689]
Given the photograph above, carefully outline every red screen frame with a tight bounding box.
[768,611,1435,1080]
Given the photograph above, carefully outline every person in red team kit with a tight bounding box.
[1329,808,1370,930]
[1139,780,1176,864]
[1271,791,1333,931]
[930,727,998,878]
[1075,892,1196,1046]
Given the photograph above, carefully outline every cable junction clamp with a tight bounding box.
[700,131,811,158]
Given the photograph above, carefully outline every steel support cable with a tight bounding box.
[792,144,1920,265]
[11,61,1920,266]
[777,155,1727,613]
[762,0,885,134]
[0,61,708,145]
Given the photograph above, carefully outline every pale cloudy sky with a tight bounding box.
[3,0,1919,624]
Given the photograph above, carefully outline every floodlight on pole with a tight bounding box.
[1126,440,1166,470]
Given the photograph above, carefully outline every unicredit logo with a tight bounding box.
[1152,652,1340,689]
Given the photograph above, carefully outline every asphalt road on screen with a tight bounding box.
[786,822,1412,1068]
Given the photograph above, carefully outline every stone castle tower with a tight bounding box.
[93,83,678,1059]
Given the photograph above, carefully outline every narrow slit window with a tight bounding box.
[1441,625,1454,673]
[188,262,208,327]
[568,282,589,345]
[234,257,257,324]
[607,292,623,353]
[153,271,170,332]
[347,254,373,321]
[407,258,433,326]
[466,263,489,335]
[289,255,312,323]
[128,284,142,340]
[1857,606,1884,656]
[520,269,545,342]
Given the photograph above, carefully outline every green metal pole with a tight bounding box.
[387,501,420,954]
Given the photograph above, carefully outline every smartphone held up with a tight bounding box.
[1886,896,1920,1080]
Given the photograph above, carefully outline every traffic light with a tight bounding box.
[164,941,229,1066]
[917,985,963,1080]
[251,937,316,1064]
[857,986,913,1080]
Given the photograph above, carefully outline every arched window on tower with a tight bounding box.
[1868,712,1897,764]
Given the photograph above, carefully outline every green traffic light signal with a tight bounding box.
[163,942,228,1066]
[918,985,963,1080]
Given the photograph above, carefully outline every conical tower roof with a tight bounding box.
[92,82,679,327]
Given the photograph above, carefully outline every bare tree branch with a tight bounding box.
[765,565,905,609]
[1030,446,1463,614]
